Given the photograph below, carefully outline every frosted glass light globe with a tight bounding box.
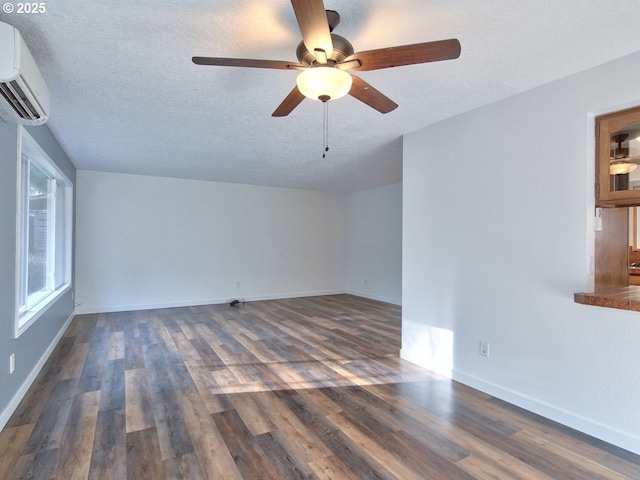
[296,67,353,101]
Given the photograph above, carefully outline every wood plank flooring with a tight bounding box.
[1,294,639,479]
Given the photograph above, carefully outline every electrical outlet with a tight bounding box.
[479,341,490,358]
[9,353,15,374]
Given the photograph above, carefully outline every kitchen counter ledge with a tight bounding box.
[574,286,640,312]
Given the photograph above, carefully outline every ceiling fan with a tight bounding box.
[192,0,461,117]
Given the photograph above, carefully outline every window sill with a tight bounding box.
[16,284,71,338]
[574,286,640,312]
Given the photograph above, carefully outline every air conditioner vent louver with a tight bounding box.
[0,21,49,125]
[0,80,42,121]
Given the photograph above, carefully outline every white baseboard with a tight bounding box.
[74,290,348,315]
[345,289,401,306]
[452,369,640,456]
[0,312,75,432]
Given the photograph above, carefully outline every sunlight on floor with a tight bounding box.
[184,355,438,395]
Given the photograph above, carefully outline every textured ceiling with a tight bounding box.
[2,1,640,192]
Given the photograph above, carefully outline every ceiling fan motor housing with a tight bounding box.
[296,34,354,66]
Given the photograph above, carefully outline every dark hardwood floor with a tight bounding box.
[1,294,639,479]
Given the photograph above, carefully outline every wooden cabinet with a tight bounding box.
[596,105,640,207]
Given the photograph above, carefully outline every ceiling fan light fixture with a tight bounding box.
[296,66,352,102]
[610,161,638,175]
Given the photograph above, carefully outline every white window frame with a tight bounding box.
[15,126,73,338]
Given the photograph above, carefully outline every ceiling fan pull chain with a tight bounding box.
[323,100,329,158]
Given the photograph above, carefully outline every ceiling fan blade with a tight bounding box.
[344,38,461,72]
[272,86,306,117]
[290,0,333,61]
[348,75,398,114]
[192,57,304,70]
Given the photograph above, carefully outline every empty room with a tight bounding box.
[1,1,640,478]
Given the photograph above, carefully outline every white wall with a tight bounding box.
[403,51,640,454]
[346,183,402,304]
[76,171,347,313]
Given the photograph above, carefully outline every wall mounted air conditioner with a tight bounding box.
[0,21,49,125]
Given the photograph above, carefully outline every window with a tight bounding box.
[15,127,73,337]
